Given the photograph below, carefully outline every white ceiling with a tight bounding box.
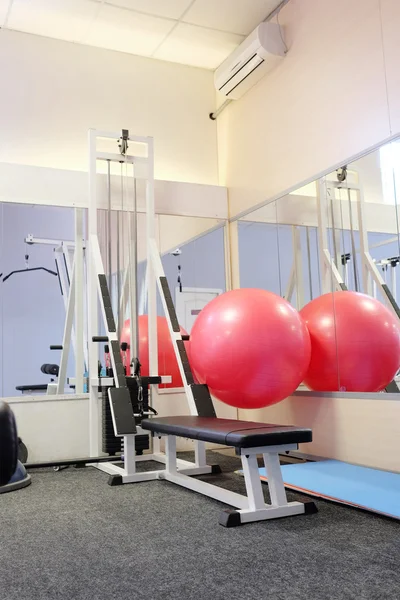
[0,0,283,69]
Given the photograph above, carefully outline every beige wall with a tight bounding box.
[218,0,400,218]
[0,29,218,185]
[239,394,400,473]
[221,1,400,469]
[8,392,235,461]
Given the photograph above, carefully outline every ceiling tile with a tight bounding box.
[6,0,99,42]
[0,0,10,27]
[183,0,282,35]
[85,4,175,56]
[105,0,193,20]
[153,23,243,69]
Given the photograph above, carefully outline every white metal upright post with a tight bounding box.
[391,265,397,303]
[75,208,85,394]
[88,129,100,457]
[317,179,345,292]
[146,138,159,412]
[355,185,373,296]
[129,175,139,370]
[56,259,75,394]
[292,226,305,309]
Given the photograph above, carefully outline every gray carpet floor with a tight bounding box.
[1,451,400,600]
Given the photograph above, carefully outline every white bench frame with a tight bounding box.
[153,435,314,526]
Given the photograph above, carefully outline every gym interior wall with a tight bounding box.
[235,136,400,472]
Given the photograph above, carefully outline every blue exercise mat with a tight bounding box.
[258,460,400,519]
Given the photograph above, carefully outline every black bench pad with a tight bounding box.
[141,416,312,448]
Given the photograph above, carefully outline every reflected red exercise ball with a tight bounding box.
[189,288,311,409]
[300,291,400,392]
[121,316,187,388]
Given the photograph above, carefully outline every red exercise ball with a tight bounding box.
[121,315,187,388]
[300,291,400,392]
[189,288,311,409]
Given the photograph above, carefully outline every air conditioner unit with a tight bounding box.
[214,22,286,100]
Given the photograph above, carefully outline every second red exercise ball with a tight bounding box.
[300,291,400,392]
[189,288,311,409]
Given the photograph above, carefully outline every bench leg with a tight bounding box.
[165,435,177,474]
[101,433,161,485]
[263,452,288,507]
[220,450,317,527]
[158,438,318,527]
[152,436,214,475]
[194,440,207,468]
[241,454,266,511]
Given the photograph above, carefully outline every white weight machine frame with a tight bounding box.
[87,129,213,483]
[317,173,400,318]
[316,173,400,392]
[23,212,87,395]
[283,226,306,308]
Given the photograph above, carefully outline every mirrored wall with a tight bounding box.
[0,203,77,398]
[238,137,400,394]
[97,209,227,389]
[0,203,227,398]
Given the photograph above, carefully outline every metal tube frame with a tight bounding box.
[87,129,211,482]
[292,226,305,309]
[317,174,400,318]
[316,178,346,292]
[159,436,306,525]
[26,232,87,394]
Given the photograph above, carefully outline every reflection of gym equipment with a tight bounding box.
[84,130,318,526]
[317,168,400,393]
[301,291,400,392]
[15,364,60,395]
[283,226,307,307]
[317,166,400,304]
[9,231,87,395]
[2,239,58,283]
[20,228,88,395]
[2,235,77,395]
[373,256,399,304]
[170,247,183,292]
[0,402,31,494]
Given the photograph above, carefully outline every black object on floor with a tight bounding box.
[1,452,400,600]
[0,401,18,485]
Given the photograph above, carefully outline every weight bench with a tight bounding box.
[141,416,317,527]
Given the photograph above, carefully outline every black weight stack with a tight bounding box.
[102,382,150,456]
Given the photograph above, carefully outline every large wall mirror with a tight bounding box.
[237,137,400,395]
[0,203,227,399]
[0,203,77,397]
